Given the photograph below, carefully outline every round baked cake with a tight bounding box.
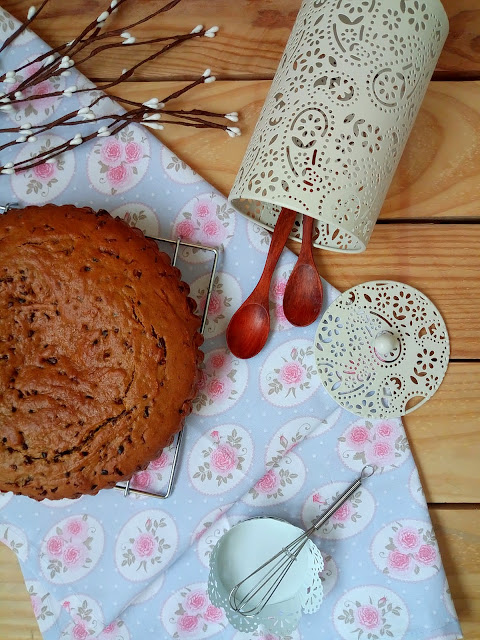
[0,205,203,500]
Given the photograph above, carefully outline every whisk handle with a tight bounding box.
[312,464,375,531]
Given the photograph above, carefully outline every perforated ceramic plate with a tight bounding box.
[314,281,449,418]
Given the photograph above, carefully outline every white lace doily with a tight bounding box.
[207,517,324,634]
[315,280,449,418]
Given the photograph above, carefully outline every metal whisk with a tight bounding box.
[229,464,375,617]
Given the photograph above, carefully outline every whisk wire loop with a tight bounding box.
[228,465,375,617]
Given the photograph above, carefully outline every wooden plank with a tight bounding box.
[405,363,480,504]
[308,223,480,361]
[1,506,479,639]
[113,80,480,221]
[2,0,480,81]
[431,506,480,640]
[0,543,41,640]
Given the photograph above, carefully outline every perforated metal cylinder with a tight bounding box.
[230,0,448,252]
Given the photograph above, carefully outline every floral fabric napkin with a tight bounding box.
[0,8,462,640]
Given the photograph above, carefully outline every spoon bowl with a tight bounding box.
[226,208,297,359]
[226,303,270,360]
[283,215,323,327]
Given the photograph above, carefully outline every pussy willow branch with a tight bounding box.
[3,30,208,106]
[0,0,50,54]
[0,0,182,92]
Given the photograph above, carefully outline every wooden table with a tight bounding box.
[1,1,479,638]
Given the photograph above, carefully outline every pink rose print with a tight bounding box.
[347,424,370,449]
[378,596,387,608]
[279,362,304,386]
[356,604,381,630]
[176,219,196,241]
[184,590,208,613]
[388,550,411,571]
[107,164,131,187]
[366,440,395,466]
[272,279,287,301]
[63,601,71,612]
[102,622,117,634]
[177,614,199,633]
[255,469,279,494]
[63,544,86,568]
[65,518,87,539]
[376,421,396,438]
[312,493,325,504]
[210,443,238,474]
[275,303,288,326]
[331,501,351,522]
[131,470,153,490]
[395,527,421,551]
[30,595,42,617]
[207,377,231,401]
[72,622,89,640]
[415,544,437,565]
[205,291,222,315]
[33,162,55,181]
[193,199,215,218]
[134,533,156,558]
[150,452,169,471]
[46,536,64,557]
[100,139,124,166]
[203,604,224,622]
[124,141,142,164]
[197,370,207,390]
[210,430,219,440]
[202,219,226,243]
[209,353,227,370]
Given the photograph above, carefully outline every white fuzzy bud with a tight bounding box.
[142,113,162,121]
[110,0,118,7]
[142,122,164,131]
[20,122,32,130]
[0,96,11,103]
[84,113,96,120]
[121,31,131,39]
[16,136,27,143]
[97,130,111,137]
[121,68,128,75]
[143,97,158,106]
[204,75,216,83]
[42,54,55,67]
[1,168,15,175]
[122,37,136,45]
[4,162,14,169]
[202,68,211,78]
[27,135,37,143]
[97,11,109,22]
[97,126,108,133]
[97,21,105,28]
[227,126,241,137]
[6,71,16,79]
[204,26,219,38]
[27,6,36,20]
[14,91,24,99]
[0,104,13,111]
[4,77,16,84]
[225,112,239,122]
[190,25,203,34]
[77,107,90,115]
[61,55,70,63]
[69,134,83,145]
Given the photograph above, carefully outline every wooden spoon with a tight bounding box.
[226,207,297,359]
[282,215,323,327]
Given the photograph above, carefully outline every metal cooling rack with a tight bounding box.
[114,234,219,500]
[0,202,219,502]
